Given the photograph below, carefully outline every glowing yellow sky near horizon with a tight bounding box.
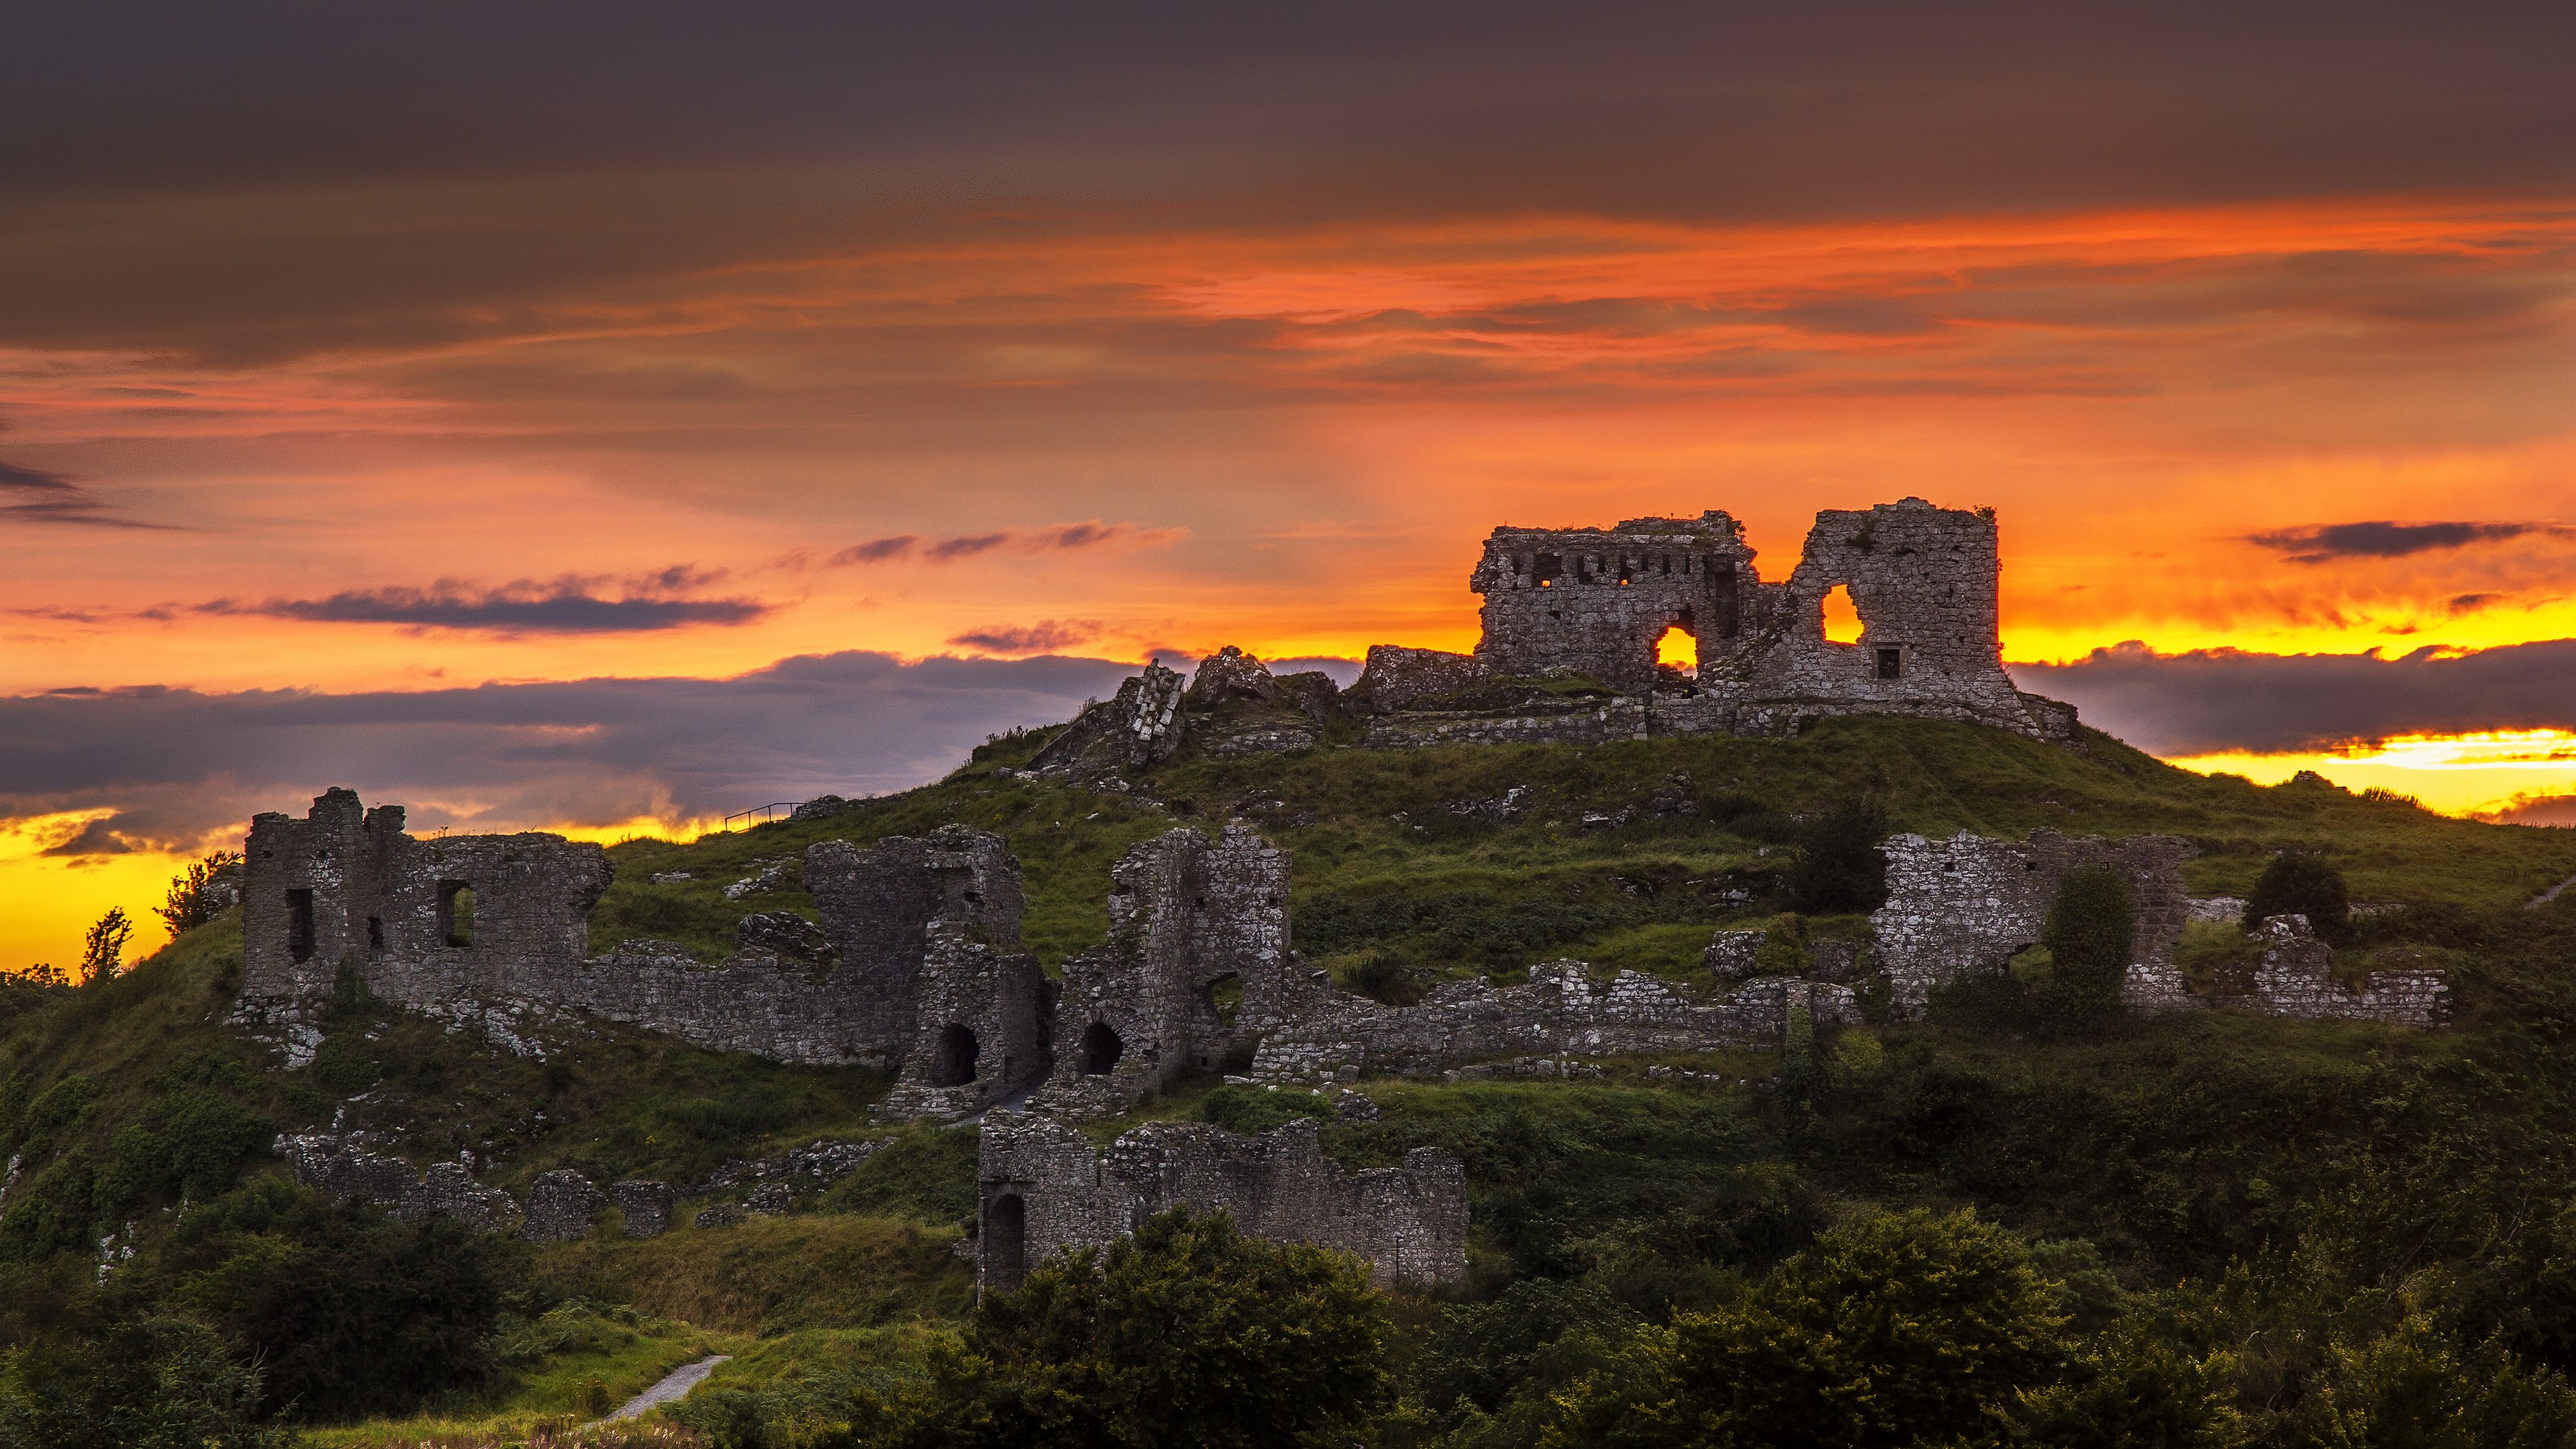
[2165,729,2576,818]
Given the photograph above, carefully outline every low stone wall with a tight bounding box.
[976,1116,1467,1292]
[2244,915,2448,1026]
[1249,962,1852,1084]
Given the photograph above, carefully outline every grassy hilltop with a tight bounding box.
[7,716,2576,1444]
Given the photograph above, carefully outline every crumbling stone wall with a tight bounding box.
[280,1133,522,1236]
[1723,499,2038,734]
[976,1116,1467,1292]
[1471,512,1759,691]
[244,787,613,1005]
[1037,824,1294,1115]
[881,925,1052,1119]
[2245,915,2448,1026]
[1249,962,1853,1084]
[1869,828,2196,1013]
[242,792,1048,1109]
[803,826,1026,1067]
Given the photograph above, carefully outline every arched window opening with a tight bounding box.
[1821,584,1864,645]
[1653,624,1698,676]
[1080,1021,1125,1075]
[985,1192,1027,1293]
[930,1024,980,1087]
[1205,973,1243,1028]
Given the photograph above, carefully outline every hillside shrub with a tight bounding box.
[195,1201,514,1420]
[2042,865,2135,1020]
[0,1313,290,1449]
[2244,851,2352,943]
[906,1207,1388,1448]
[1783,800,1889,914]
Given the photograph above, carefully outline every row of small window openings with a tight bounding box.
[281,882,476,964]
[1520,552,1723,586]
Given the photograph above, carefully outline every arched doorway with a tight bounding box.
[984,1191,1026,1292]
[930,1024,980,1087]
[1080,1021,1124,1075]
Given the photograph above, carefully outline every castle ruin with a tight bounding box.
[976,1116,1467,1292]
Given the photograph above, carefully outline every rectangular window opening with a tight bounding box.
[286,889,315,964]
[436,880,476,948]
[1876,647,1902,679]
[367,916,384,952]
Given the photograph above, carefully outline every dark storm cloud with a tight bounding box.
[0,459,172,530]
[0,651,1141,853]
[2247,520,2556,564]
[2013,639,2576,756]
[193,576,772,634]
[947,620,1104,654]
[8,4,2576,363]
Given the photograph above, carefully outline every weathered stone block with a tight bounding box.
[521,1169,610,1242]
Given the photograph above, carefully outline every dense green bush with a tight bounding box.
[2244,850,2353,943]
[2042,865,2135,1019]
[905,1207,1389,1448]
[1783,799,1889,914]
[180,1192,514,1420]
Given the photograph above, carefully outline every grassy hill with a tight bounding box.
[8,715,2576,1444]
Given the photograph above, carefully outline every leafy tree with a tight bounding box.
[1784,800,1889,915]
[0,1314,291,1449]
[2042,866,2135,1019]
[910,1206,1389,1448]
[2244,852,2351,944]
[156,851,244,936]
[77,910,132,984]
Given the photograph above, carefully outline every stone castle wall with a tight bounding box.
[1249,963,1855,1085]
[1037,824,1293,1116]
[976,1116,1467,1292]
[1470,511,1758,691]
[1869,828,2196,1012]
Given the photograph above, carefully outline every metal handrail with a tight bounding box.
[720,801,805,831]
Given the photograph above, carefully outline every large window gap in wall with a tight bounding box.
[1822,584,1864,645]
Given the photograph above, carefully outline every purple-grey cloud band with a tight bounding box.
[2013,640,2576,756]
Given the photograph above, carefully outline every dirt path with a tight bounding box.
[2529,873,2576,910]
[605,1353,732,1422]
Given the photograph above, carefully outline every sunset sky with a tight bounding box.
[8,3,2576,968]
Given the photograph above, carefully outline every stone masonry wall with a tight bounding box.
[2245,915,2449,1026]
[1870,828,2195,1013]
[245,787,613,1006]
[1036,824,1293,1116]
[241,791,1044,1104]
[1732,499,2038,733]
[976,1115,1467,1292]
[1471,511,1758,691]
[1249,962,1854,1084]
